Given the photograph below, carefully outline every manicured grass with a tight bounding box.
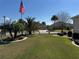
[0,35,79,59]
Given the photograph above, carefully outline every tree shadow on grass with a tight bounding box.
[0,37,12,45]
[0,41,11,45]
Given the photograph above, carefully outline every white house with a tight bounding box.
[72,15,79,33]
[71,15,79,40]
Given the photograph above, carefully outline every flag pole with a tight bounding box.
[21,0,22,20]
[21,0,22,19]
[21,13,22,19]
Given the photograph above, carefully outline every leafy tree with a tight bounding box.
[18,19,26,34]
[47,25,54,34]
[1,18,26,40]
[57,11,70,32]
[1,18,13,38]
[1,22,13,39]
[47,25,54,31]
[12,21,25,38]
[3,20,25,39]
[18,19,26,26]
[12,22,20,38]
[32,22,40,32]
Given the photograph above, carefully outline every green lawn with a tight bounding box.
[0,35,79,59]
[54,29,73,32]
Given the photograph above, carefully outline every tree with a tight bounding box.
[18,19,26,34]
[51,15,58,30]
[1,18,26,40]
[41,22,46,30]
[26,17,41,35]
[47,25,54,31]
[1,18,13,38]
[42,22,46,25]
[12,21,25,38]
[6,23,13,38]
[26,17,35,35]
[57,11,70,32]
[18,19,26,26]
[47,25,54,34]
[4,20,25,39]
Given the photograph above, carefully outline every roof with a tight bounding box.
[71,15,79,19]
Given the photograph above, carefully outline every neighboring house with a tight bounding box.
[71,15,79,40]
[53,21,73,29]
[38,30,48,34]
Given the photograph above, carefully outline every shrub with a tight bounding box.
[67,31,72,37]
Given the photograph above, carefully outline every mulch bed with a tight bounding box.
[0,34,27,44]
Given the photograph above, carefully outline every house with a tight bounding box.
[71,15,79,40]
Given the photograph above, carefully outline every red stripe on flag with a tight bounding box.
[19,0,25,14]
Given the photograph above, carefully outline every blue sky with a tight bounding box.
[0,0,79,25]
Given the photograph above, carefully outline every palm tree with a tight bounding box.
[51,15,58,30]
[42,22,46,30]
[26,17,35,35]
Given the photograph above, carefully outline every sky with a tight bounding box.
[0,0,79,25]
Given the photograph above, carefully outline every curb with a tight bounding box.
[12,37,28,43]
[72,41,79,47]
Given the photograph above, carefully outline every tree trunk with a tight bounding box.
[54,21,55,30]
[38,30,40,35]
[48,31,50,35]
[29,31,32,35]
[53,21,55,30]
[61,28,63,33]
[8,28,13,39]
[61,22,64,33]
[21,31,23,35]
[14,31,17,38]
[9,30,13,39]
